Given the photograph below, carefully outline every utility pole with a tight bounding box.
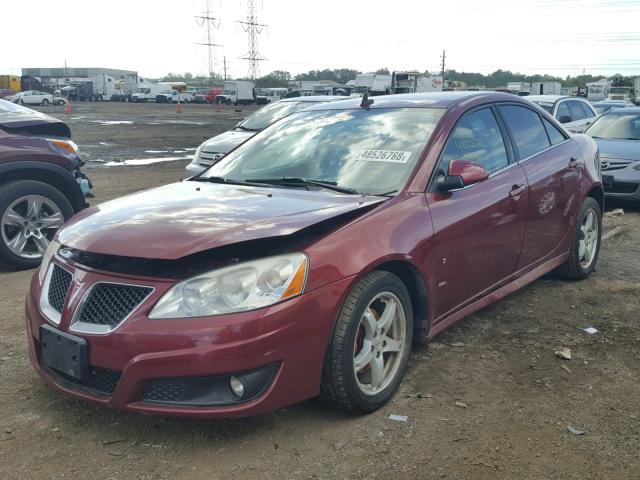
[223,56,227,81]
[440,50,446,81]
[195,0,222,86]
[238,0,267,80]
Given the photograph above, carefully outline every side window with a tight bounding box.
[542,118,566,145]
[568,101,586,121]
[439,108,509,175]
[580,102,595,118]
[498,105,551,159]
[556,102,570,120]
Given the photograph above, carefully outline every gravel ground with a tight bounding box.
[0,102,638,480]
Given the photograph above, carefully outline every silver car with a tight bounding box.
[585,107,640,203]
[527,95,598,133]
[185,96,349,177]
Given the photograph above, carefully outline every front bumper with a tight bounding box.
[26,259,353,417]
[602,167,640,202]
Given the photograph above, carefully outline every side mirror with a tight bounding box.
[559,115,572,124]
[436,160,489,192]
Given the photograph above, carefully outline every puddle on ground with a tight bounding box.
[104,155,191,166]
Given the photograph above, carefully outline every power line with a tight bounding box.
[237,0,267,80]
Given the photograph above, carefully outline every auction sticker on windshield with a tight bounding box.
[356,150,412,163]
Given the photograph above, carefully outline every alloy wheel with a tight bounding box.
[578,208,598,269]
[1,195,64,259]
[353,291,407,395]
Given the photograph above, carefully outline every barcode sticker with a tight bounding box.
[356,150,412,163]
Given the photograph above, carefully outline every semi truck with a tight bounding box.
[0,75,20,92]
[352,74,392,96]
[215,80,256,105]
[391,72,443,94]
[531,82,562,95]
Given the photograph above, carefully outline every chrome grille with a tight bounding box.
[74,283,152,330]
[48,265,72,313]
[600,157,632,171]
[198,151,225,166]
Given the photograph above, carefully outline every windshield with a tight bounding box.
[238,100,320,130]
[532,101,554,114]
[586,112,640,140]
[202,107,444,195]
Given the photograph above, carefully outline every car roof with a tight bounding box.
[526,95,577,103]
[603,106,640,114]
[594,100,633,105]
[303,91,523,111]
[279,95,349,103]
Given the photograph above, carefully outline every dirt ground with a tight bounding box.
[1,102,639,480]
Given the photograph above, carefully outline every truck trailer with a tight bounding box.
[216,80,256,105]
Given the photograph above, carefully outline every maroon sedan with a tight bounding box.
[26,92,603,417]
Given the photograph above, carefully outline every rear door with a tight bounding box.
[496,104,581,270]
[426,106,528,320]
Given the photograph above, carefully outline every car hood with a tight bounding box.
[57,181,384,260]
[0,107,71,137]
[200,130,255,154]
[595,138,640,162]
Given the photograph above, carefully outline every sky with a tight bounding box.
[2,0,640,80]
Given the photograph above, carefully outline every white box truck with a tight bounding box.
[531,82,562,95]
[131,84,173,103]
[216,80,256,105]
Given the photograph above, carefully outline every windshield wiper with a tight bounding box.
[190,176,268,187]
[246,177,359,194]
[235,125,261,132]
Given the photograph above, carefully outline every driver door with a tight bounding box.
[425,106,528,321]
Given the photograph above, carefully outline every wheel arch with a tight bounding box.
[587,184,604,213]
[370,260,430,344]
[0,163,86,213]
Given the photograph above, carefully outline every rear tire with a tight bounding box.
[555,197,602,280]
[41,99,49,106]
[320,271,413,413]
[0,180,74,270]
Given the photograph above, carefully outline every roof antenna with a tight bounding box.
[360,91,374,108]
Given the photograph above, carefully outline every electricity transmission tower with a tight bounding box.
[196,0,222,85]
[238,0,267,80]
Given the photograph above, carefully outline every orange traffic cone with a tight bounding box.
[176,102,182,114]
[64,103,72,114]
[215,102,222,113]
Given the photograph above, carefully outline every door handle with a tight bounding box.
[569,157,579,168]
[509,184,525,199]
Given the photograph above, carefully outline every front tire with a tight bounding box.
[0,180,73,270]
[321,271,413,413]
[556,197,602,279]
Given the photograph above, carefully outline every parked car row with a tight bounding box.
[21,91,612,419]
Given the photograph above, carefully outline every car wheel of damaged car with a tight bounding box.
[556,197,602,280]
[321,271,413,413]
[0,180,72,270]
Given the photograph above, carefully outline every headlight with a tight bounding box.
[48,138,80,156]
[38,241,61,283]
[149,253,308,319]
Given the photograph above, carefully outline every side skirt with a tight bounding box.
[428,252,569,339]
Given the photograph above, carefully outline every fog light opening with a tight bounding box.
[229,376,245,398]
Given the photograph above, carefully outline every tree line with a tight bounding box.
[157,68,626,89]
